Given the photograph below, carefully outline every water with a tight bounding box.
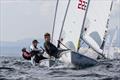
[0,56,120,80]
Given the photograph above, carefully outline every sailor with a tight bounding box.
[30,40,47,65]
[22,48,31,60]
[44,33,59,59]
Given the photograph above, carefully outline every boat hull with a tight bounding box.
[71,51,97,68]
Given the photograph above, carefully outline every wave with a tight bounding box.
[0,57,120,80]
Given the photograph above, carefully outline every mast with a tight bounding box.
[77,0,90,52]
[57,0,71,48]
[52,0,59,42]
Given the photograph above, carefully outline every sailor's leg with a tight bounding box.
[56,49,70,58]
[48,56,55,67]
[30,56,36,66]
[39,55,48,60]
[35,55,48,64]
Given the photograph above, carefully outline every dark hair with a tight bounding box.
[22,48,26,52]
[44,33,50,37]
[32,40,39,43]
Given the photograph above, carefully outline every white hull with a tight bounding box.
[79,48,98,59]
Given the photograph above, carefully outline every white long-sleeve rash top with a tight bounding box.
[30,45,44,53]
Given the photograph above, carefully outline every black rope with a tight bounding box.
[57,0,71,48]
[52,0,59,42]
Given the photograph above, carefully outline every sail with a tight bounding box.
[108,0,120,48]
[111,27,120,47]
[105,26,120,59]
[82,0,112,54]
[59,0,89,51]
[52,0,69,46]
[102,0,120,59]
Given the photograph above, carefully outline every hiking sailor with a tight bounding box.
[44,33,60,59]
[44,33,69,59]
[22,48,31,60]
[30,39,47,65]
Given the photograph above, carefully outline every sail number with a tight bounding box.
[78,0,87,10]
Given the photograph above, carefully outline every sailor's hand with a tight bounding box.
[57,40,61,43]
[40,47,45,52]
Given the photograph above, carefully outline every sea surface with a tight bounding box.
[0,56,120,80]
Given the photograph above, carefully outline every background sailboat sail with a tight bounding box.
[82,0,112,54]
[59,0,89,51]
[110,27,120,48]
[104,26,120,59]
[103,0,120,59]
[105,0,120,48]
[52,0,69,46]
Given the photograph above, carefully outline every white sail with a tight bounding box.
[82,0,112,54]
[102,0,120,59]
[105,26,120,59]
[60,0,89,51]
[52,0,69,46]
[108,0,120,48]
[53,0,97,67]
[111,27,120,48]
